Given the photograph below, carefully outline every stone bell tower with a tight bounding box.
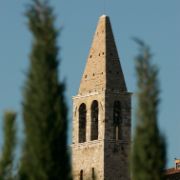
[72,15,131,180]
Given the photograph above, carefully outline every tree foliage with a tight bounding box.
[0,111,16,180]
[19,0,71,179]
[131,39,166,180]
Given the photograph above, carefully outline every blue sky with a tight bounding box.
[0,0,179,168]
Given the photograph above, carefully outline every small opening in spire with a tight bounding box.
[92,168,95,179]
[80,170,83,180]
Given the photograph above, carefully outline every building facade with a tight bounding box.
[72,15,131,180]
[166,159,180,180]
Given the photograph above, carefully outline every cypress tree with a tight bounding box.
[131,40,166,180]
[0,111,16,180]
[19,0,71,179]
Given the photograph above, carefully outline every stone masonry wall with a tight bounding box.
[72,15,131,180]
[104,92,131,180]
[72,92,106,180]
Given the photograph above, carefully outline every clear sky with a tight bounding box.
[0,0,179,168]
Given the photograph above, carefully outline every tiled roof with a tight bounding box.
[166,168,180,175]
[165,168,180,180]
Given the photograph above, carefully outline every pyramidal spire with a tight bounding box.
[78,15,127,95]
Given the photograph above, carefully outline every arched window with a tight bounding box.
[79,104,86,143]
[91,100,99,140]
[113,101,123,140]
[80,170,83,180]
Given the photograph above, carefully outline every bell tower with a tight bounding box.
[72,15,131,180]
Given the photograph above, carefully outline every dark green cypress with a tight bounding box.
[131,40,166,180]
[19,0,71,179]
[0,111,16,180]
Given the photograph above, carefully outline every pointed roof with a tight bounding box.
[78,15,127,95]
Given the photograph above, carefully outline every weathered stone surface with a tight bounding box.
[72,15,131,180]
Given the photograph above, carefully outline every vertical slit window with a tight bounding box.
[115,126,119,141]
[91,100,99,140]
[79,104,86,143]
[80,170,83,180]
[92,168,95,180]
[113,101,122,140]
